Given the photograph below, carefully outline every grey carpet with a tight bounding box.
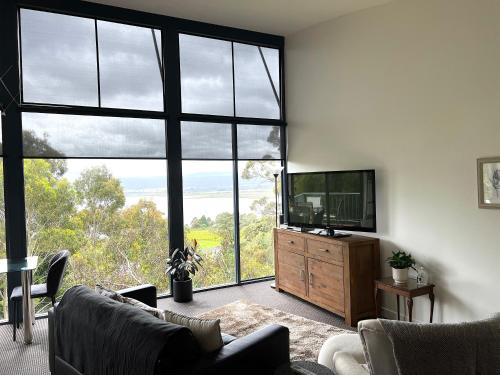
[0,318,49,375]
[0,281,353,374]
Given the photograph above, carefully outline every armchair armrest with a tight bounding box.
[117,284,157,308]
[191,324,290,375]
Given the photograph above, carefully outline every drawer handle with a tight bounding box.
[288,240,295,244]
[299,269,305,281]
[309,272,313,286]
[318,248,330,253]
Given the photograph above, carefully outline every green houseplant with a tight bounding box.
[166,240,203,302]
[386,250,416,284]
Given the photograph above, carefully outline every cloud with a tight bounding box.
[22,113,166,158]
[181,122,232,159]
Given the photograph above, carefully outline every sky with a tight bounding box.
[19,8,281,178]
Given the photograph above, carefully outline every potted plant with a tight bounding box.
[167,240,203,302]
[386,250,416,284]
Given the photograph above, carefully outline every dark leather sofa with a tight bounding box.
[48,284,290,375]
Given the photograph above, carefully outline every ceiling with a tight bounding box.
[88,0,394,36]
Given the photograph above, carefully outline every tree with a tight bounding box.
[74,166,125,244]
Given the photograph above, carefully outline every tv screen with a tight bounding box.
[287,170,376,232]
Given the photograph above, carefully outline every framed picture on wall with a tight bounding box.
[478,157,500,209]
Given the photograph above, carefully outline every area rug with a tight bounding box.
[198,300,354,361]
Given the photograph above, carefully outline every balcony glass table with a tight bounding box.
[0,256,38,344]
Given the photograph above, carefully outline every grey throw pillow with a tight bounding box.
[95,284,164,319]
[95,284,123,301]
[120,295,165,320]
[163,310,223,352]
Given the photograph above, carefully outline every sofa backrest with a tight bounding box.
[358,319,398,375]
[54,286,200,375]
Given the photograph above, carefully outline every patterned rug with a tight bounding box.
[198,300,354,361]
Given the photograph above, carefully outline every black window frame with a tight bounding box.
[0,0,286,323]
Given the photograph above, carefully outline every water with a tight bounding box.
[125,189,276,224]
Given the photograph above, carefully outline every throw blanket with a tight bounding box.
[55,285,198,375]
[380,317,500,375]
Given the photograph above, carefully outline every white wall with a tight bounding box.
[286,0,500,323]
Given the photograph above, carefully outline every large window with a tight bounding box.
[22,113,169,312]
[19,9,169,312]
[0,2,284,315]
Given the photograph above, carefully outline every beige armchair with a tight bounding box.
[318,319,398,375]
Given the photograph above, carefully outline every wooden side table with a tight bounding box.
[374,277,435,322]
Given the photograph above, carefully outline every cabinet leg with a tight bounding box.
[429,290,435,323]
[407,298,413,322]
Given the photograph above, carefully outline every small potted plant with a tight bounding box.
[167,240,203,302]
[386,250,416,284]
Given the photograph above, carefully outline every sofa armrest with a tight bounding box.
[117,284,157,308]
[190,324,289,375]
[333,352,369,375]
[48,308,55,374]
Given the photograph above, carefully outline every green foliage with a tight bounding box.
[0,157,278,318]
[167,240,203,281]
[386,250,416,270]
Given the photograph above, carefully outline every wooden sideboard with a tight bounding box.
[274,228,380,327]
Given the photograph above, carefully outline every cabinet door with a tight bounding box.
[278,249,306,297]
[307,258,345,312]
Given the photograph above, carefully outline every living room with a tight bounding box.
[1,0,499,374]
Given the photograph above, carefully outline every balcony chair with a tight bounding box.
[10,250,70,341]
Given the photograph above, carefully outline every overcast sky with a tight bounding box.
[19,8,281,176]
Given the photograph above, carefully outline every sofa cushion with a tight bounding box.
[358,319,398,375]
[163,310,223,353]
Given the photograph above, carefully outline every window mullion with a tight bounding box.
[94,19,101,107]
[232,122,241,284]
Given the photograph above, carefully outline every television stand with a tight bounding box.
[274,228,380,326]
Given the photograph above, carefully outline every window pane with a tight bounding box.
[183,161,235,289]
[237,125,281,159]
[234,43,280,119]
[20,9,98,106]
[181,122,232,160]
[180,34,233,116]
[98,21,164,111]
[239,160,281,280]
[24,159,169,313]
[22,113,166,158]
[0,159,6,321]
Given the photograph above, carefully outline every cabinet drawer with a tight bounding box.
[307,258,344,312]
[278,231,305,253]
[277,250,306,296]
[307,239,343,263]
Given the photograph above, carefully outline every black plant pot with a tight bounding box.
[173,278,193,302]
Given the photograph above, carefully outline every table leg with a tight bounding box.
[374,286,380,318]
[396,295,400,320]
[21,270,33,344]
[429,290,435,323]
[407,297,413,322]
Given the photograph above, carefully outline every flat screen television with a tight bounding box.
[287,170,376,232]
